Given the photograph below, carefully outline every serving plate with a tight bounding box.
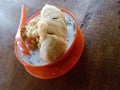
[25,28,84,79]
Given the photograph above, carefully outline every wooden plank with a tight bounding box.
[0,0,120,90]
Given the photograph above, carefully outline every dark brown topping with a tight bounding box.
[52,17,58,19]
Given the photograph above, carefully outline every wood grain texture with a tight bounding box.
[0,0,120,90]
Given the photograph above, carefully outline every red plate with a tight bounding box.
[24,28,84,79]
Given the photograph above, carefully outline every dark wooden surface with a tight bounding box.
[0,0,120,90]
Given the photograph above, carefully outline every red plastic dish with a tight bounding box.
[14,7,84,79]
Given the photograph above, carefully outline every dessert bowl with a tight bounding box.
[14,5,84,79]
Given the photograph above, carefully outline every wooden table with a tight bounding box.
[0,0,120,90]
